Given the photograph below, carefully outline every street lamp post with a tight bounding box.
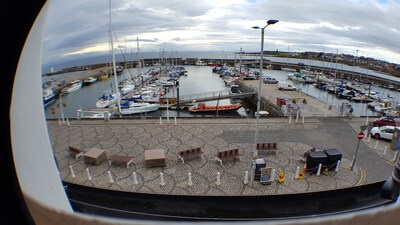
[252,19,279,157]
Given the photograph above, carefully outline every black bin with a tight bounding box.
[306,151,327,173]
[323,148,342,169]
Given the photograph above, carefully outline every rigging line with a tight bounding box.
[111,26,134,79]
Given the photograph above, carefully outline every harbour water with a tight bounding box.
[43,64,400,119]
[43,65,246,119]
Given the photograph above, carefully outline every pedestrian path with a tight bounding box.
[48,118,367,196]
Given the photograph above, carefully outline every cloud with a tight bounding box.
[41,0,400,68]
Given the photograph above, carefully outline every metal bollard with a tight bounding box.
[216,172,221,186]
[383,146,388,156]
[86,168,92,181]
[271,169,276,182]
[244,171,249,184]
[317,164,322,176]
[160,117,163,125]
[295,166,300,180]
[367,135,371,143]
[335,160,341,172]
[187,172,193,186]
[393,151,399,162]
[302,116,305,124]
[374,140,379,149]
[67,118,70,126]
[69,165,75,178]
[160,172,165,186]
[174,117,177,125]
[132,172,138,185]
[289,116,292,124]
[108,170,114,183]
[58,119,62,126]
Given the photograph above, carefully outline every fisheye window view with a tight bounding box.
[11,0,400,224]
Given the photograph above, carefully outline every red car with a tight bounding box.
[372,117,397,127]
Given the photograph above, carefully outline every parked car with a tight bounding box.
[371,116,397,127]
[278,82,297,91]
[263,76,278,84]
[370,125,400,140]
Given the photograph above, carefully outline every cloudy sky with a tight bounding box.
[41,0,400,68]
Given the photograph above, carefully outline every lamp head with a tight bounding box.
[252,26,260,29]
[267,19,279,25]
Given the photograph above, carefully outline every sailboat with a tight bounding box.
[95,0,122,112]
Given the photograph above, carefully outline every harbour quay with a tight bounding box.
[49,116,394,196]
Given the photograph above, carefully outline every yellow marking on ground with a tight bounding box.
[356,166,366,186]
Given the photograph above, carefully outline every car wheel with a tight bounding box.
[373,133,380,139]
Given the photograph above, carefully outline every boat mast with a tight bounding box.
[109,0,121,114]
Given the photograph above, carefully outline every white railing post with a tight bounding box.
[216,172,221,186]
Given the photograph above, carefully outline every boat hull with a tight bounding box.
[189,104,241,113]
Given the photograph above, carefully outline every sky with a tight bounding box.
[41,0,400,69]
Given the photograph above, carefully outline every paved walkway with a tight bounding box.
[48,117,395,196]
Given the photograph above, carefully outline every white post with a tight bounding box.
[160,117,162,125]
[167,99,170,123]
[383,146,387,156]
[289,116,292,124]
[58,119,61,126]
[67,118,70,126]
[160,172,165,186]
[108,170,114,183]
[367,135,371,143]
[216,172,221,186]
[69,165,75,178]
[271,169,276,182]
[335,160,341,172]
[374,140,379,149]
[244,171,249,184]
[132,172,138,185]
[86,168,92,181]
[393,151,399,162]
[187,172,193,186]
[317,164,322,176]
[174,117,177,125]
[295,112,299,123]
[295,166,300,180]
[302,116,305,124]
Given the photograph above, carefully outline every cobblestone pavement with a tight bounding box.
[48,117,394,196]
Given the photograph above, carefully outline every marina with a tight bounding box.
[42,61,400,120]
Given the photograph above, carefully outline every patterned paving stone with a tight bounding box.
[47,117,391,197]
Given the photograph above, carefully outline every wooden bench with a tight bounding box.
[256,143,278,155]
[176,147,204,163]
[69,146,84,160]
[108,155,134,168]
[215,148,242,165]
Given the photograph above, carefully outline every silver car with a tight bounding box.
[263,76,278,84]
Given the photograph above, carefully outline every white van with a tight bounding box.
[278,82,297,91]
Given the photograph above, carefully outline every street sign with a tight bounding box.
[357,132,364,140]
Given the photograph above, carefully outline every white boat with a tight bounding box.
[96,90,120,108]
[195,59,207,66]
[43,88,55,106]
[119,100,160,115]
[83,76,97,85]
[120,83,135,95]
[61,80,82,93]
[281,67,296,72]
